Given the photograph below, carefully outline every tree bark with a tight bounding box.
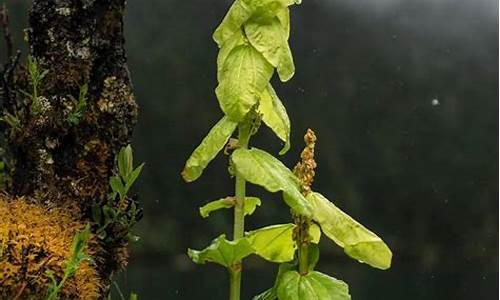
[0,0,138,298]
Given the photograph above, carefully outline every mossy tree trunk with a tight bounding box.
[0,0,138,298]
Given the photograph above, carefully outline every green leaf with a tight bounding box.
[253,288,277,300]
[308,192,392,270]
[231,148,312,216]
[110,176,125,197]
[216,45,273,122]
[277,42,295,82]
[217,29,248,82]
[182,116,238,182]
[66,224,92,276]
[124,163,145,194]
[188,234,254,267]
[244,197,263,216]
[246,223,296,263]
[198,196,261,218]
[200,197,234,218]
[244,17,285,67]
[309,223,321,244]
[129,293,138,300]
[259,84,290,154]
[213,0,253,47]
[306,244,320,272]
[276,270,350,300]
[213,0,299,46]
[276,8,290,40]
[246,222,320,263]
[245,0,299,22]
[118,145,133,179]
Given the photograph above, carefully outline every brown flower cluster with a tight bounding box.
[293,128,317,195]
[0,195,102,299]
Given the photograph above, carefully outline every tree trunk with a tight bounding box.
[0,0,138,298]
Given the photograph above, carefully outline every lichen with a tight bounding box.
[0,196,102,299]
[55,7,72,17]
[97,76,135,115]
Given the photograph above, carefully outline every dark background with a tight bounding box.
[1,0,498,299]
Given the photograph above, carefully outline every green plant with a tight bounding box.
[93,145,144,243]
[67,83,88,125]
[0,111,21,133]
[21,55,48,115]
[45,224,92,300]
[182,1,392,300]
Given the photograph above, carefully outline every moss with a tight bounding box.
[0,1,139,293]
[0,196,102,299]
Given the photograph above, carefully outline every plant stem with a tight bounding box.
[229,124,251,300]
[298,217,309,275]
[229,268,242,300]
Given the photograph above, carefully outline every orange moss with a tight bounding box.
[0,195,102,299]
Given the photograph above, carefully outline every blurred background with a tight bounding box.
[1,0,498,299]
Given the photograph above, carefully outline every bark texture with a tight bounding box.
[0,0,138,298]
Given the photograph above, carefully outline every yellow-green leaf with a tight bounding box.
[246,223,296,263]
[308,192,392,270]
[182,116,237,182]
[231,148,312,216]
[213,0,299,47]
[309,223,321,244]
[259,84,290,154]
[276,270,350,300]
[276,8,290,40]
[188,234,254,267]
[277,42,295,82]
[253,288,277,300]
[244,197,263,216]
[217,29,248,82]
[213,0,253,47]
[246,223,321,263]
[244,17,285,67]
[216,45,273,121]
[199,197,261,218]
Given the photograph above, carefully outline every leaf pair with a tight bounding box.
[199,196,261,218]
[67,84,88,125]
[110,145,145,203]
[213,0,300,47]
[276,271,350,300]
[254,260,350,300]
[231,147,392,270]
[213,0,296,152]
[188,235,254,268]
[188,223,318,268]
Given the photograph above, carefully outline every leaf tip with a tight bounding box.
[278,141,291,155]
[181,168,195,183]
